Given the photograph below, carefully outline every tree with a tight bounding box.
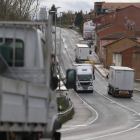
[0,0,40,20]
[75,12,83,27]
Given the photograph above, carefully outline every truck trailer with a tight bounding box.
[108,66,134,97]
[0,16,61,140]
[75,44,89,63]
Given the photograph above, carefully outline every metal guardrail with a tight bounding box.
[57,96,74,124]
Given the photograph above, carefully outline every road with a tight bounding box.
[53,28,140,140]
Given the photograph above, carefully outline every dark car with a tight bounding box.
[68,26,73,29]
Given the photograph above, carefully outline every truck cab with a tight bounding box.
[75,65,94,92]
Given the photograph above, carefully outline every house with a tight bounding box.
[132,49,140,79]
[102,37,140,69]
[98,5,140,32]
[97,24,135,58]
[112,45,140,68]
[94,2,140,17]
[99,32,137,63]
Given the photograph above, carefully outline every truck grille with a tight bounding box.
[80,82,90,85]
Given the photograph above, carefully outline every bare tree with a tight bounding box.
[0,0,40,20]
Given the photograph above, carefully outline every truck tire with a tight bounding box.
[112,91,115,97]
[107,86,111,95]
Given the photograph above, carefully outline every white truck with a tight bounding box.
[74,64,94,92]
[108,66,134,97]
[75,44,89,63]
[0,16,61,140]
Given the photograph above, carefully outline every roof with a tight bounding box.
[102,37,140,48]
[76,66,92,75]
[110,66,134,71]
[112,45,134,53]
[102,3,140,11]
[101,32,137,40]
[69,14,76,18]
[132,49,140,54]
[83,14,90,19]
[76,44,89,48]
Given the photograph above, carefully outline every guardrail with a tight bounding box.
[58,96,74,124]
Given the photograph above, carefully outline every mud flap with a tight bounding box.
[54,132,61,140]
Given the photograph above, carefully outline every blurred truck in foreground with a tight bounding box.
[0,16,61,140]
[108,66,134,97]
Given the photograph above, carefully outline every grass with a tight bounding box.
[57,97,69,112]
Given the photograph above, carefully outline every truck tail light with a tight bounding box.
[130,91,133,93]
[115,90,119,94]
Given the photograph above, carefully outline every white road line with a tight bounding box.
[80,89,140,140]
[59,89,99,132]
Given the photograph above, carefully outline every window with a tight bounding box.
[1,38,24,67]
[0,38,2,45]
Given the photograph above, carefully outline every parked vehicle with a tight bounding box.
[75,44,89,63]
[68,25,73,29]
[52,28,55,33]
[73,64,94,92]
[0,16,61,140]
[108,66,134,97]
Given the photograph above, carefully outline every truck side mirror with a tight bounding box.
[66,69,76,89]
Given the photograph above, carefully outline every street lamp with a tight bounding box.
[54,7,61,76]
[49,7,61,76]
[58,12,64,89]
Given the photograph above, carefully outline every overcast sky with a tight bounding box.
[40,0,140,14]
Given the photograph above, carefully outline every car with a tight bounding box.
[68,26,73,29]
[52,29,55,33]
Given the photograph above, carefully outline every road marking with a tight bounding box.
[80,89,140,140]
[59,89,99,132]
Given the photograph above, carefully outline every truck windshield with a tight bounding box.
[78,75,92,81]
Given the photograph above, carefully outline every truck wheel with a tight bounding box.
[107,86,111,95]
[112,91,115,97]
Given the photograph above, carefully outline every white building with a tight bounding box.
[39,7,47,20]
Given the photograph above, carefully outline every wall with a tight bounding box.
[105,38,140,69]
[113,54,122,66]
[122,47,140,68]
[132,53,140,79]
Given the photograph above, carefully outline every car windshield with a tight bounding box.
[78,75,92,81]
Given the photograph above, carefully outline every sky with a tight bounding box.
[40,0,139,14]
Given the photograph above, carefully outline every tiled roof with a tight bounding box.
[83,14,90,19]
[102,3,140,11]
[69,14,76,18]
[103,37,140,48]
[101,32,137,40]
[132,49,140,54]
[112,45,134,53]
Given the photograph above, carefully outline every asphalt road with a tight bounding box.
[53,28,140,140]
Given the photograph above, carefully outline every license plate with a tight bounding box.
[119,92,128,94]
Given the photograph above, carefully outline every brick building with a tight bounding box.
[102,37,140,69]
[132,49,140,79]
[99,32,136,63]
[97,24,135,58]
[112,46,140,68]
[99,5,140,32]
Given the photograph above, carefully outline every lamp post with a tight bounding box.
[58,12,64,89]
[54,7,61,76]
[49,7,60,76]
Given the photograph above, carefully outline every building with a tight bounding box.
[94,2,140,17]
[102,37,140,69]
[97,24,135,59]
[98,5,140,32]
[99,32,137,63]
[39,7,47,20]
[132,49,140,79]
[112,46,140,68]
